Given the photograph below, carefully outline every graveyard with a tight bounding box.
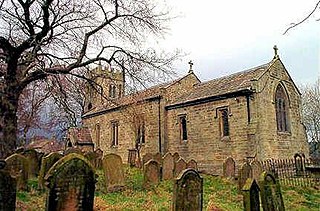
[0,150,319,210]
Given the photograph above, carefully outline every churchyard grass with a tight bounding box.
[15,165,319,210]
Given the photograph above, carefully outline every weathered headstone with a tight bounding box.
[162,153,174,180]
[102,153,125,192]
[223,157,236,178]
[174,158,187,178]
[0,168,17,211]
[173,152,180,163]
[143,159,160,188]
[142,153,153,166]
[187,159,198,170]
[94,149,103,169]
[45,153,96,211]
[38,152,63,190]
[172,169,203,211]
[127,149,137,167]
[22,149,40,178]
[242,178,261,211]
[259,171,285,211]
[64,147,83,155]
[153,152,162,165]
[250,160,263,182]
[4,153,29,191]
[294,153,304,176]
[85,151,100,169]
[239,162,253,190]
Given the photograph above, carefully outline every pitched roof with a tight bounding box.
[82,73,198,118]
[26,138,64,154]
[167,62,272,108]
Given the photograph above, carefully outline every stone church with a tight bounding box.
[82,47,309,174]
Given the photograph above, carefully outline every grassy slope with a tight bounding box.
[16,166,319,210]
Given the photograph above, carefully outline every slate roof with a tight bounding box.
[167,62,271,108]
[26,138,64,154]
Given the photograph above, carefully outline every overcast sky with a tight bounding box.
[159,0,320,85]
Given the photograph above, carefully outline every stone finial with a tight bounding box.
[273,45,278,58]
[188,60,193,73]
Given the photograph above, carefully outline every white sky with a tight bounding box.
[158,0,320,85]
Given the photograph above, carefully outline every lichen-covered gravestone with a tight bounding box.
[102,153,125,192]
[174,158,187,178]
[38,152,63,190]
[250,160,263,182]
[44,153,96,211]
[187,159,198,170]
[239,162,253,190]
[223,157,235,178]
[259,171,285,211]
[172,169,203,211]
[242,178,260,211]
[0,161,17,211]
[22,149,41,178]
[162,153,174,180]
[85,151,100,169]
[143,159,160,188]
[4,153,29,191]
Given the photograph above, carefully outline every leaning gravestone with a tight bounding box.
[242,178,260,211]
[38,152,63,190]
[223,157,236,178]
[259,171,285,211]
[45,153,96,211]
[173,168,203,211]
[187,159,198,170]
[239,162,253,190]
[143,160,160,188]
[22,149,41,178]
[4,153,29,191]
[0,161,17,211]
[102,153,125,192]
[162,153,174,180]
[174,158,187,178]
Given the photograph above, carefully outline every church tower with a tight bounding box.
[85,63,125,111]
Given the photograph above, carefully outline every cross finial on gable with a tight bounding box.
[188,60,193,73]
[273,45,278,58]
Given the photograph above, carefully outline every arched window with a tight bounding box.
[275,84,290,132]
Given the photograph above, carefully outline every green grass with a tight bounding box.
[15,166,320,210]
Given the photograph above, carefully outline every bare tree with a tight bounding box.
[0,0,179,158]
[300,79,320,156]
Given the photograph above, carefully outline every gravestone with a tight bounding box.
[250,160,263,182]
[45,153,96,211]
[94,149,103,169]
[162,153,174,180]
[64,147,83,155]
[142,153,153,167]
[22,149,40,178]
[187,159,198,170]
[259,171,285,211]
[173,152,180,163]
[239,162,253,190]
[153,152,162,165]
[173,169,203,211]
[143,160,160,188]
[0,162,16,211]
[85,151,100,169]
[38,152,63,190]
[223,157,236,178]
[102,153,125,192]
[294,153,304,176]
[128,149,137,167]
[174,158,187,178]
[4,153,29,191]
[242,178,260,211]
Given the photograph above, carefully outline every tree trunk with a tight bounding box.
[0,93,19,158]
